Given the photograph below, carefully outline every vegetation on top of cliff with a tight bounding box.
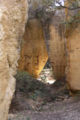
[29,0,80,25]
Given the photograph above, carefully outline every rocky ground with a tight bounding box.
[9,97,80,120]
[8,67,80,120]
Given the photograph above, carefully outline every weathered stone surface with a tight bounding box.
[66,24,80,91]
[65,0,80,91]
[18,18,48,78]
[48,16,66,80]
[0,0,28,120]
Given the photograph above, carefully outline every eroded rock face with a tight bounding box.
[0,0,28,120]
[65,0,80,91]
[66,24,80,91]
[18,18,48,78]
[48,16,66,80]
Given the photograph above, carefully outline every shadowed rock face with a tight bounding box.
[48,16,66,81]
[18,18,48,78]
[29,0,44,10]
[0,0,28,120]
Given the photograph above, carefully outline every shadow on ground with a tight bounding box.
[10,69,69,113]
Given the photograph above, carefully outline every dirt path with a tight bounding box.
[9,70,80,120]
[9,96,80,120]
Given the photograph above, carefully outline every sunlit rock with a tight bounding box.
[0,0,28,120]
[18,18,48,78]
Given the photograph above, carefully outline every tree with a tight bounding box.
[32,0,80,23]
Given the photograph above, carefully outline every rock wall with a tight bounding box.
[65,0,80,91]
[18,18,48,78]
[48,16,66,80]
[66,24,80,91]
[27,1,66,80]
[0,0,28,120]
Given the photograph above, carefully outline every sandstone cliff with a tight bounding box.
[48,16,66,80]
[0,0,28,120]
[18,18,48,78]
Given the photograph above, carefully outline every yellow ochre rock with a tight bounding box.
[18,19,48,78]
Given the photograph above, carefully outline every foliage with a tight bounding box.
[42,0,55,6]
[33,0,80,23]
[15,71,49,100]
